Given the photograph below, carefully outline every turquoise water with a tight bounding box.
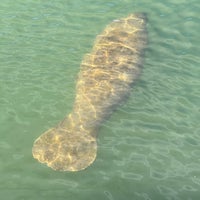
[1,0,200,199]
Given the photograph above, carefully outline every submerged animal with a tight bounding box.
[32,13,147,171]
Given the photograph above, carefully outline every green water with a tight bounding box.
[1,0,200,199]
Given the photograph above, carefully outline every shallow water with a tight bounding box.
[0,0,200,199]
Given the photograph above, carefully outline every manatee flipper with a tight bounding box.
[32,13,147,171]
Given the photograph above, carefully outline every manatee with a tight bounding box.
[32,13,147,171]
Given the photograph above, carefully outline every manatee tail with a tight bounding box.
[32,125,97,171]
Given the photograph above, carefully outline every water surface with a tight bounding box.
[0,0,200,199]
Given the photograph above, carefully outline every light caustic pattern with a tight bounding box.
[32,13,147,172]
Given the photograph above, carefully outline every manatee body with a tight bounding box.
[32,13,147,171]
